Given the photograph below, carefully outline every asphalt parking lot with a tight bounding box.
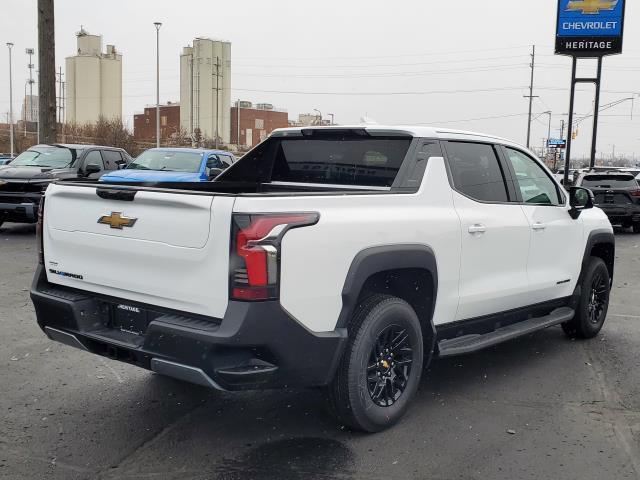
[1,224,640,480]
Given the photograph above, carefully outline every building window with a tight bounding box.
[255,118,264,129]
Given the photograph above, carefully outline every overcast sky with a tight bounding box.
[1,0,639,159]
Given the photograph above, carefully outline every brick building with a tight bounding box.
[134,102,181,142]
[230,103,288,148]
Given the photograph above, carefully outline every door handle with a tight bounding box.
[532,222,547,231]
[468,224,487,234]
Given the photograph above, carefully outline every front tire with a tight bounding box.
[562,257,610,339]
[327,294,424,432]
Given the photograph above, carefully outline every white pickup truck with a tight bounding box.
[31,126,615,432]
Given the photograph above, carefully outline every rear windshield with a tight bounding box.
[220,135,412,187]
[10,146,81,168]
[128,150,203,173]
[581,175,638,188]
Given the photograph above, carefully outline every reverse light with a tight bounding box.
[230,213,319,301]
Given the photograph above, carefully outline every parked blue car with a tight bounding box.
[0,155,13,165]
[100,148,236,183]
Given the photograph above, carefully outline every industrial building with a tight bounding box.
[294,113,331,127]
[230,101,288,148]
[180,38,231,145]
[21,95,38,123]
[133,102,181,142]
[65,28,122,124]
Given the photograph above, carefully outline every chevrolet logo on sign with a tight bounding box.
[566,0,618,14]
[98,212,137,229]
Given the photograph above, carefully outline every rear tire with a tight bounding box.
[327,294,424,432]
[562,257,610,339]
[633,223,640,234]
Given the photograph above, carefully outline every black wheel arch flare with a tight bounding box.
[337,245,438,357]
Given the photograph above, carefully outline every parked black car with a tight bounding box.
[575,171,640,233]
[0,144,132,227]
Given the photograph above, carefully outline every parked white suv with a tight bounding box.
[31,126,614,432]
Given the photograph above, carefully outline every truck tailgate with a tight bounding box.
[42,183,234,318]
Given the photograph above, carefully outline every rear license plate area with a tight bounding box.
[111,303,149,335]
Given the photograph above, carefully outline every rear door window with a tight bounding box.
[445,142,509,202]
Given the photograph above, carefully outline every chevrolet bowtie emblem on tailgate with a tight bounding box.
[566,0,618,14]
[98,212,137,229]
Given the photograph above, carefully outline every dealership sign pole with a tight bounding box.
[556,0,626,185]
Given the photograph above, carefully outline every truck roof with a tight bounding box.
[272,125,520,147]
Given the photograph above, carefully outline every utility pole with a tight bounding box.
[38,0,56,144]
[214,56,221,149]
[545,111,552,160]
[236,98,241,148]
[7,43,14,157]
[56,66,64,123]
[523,45,538,148]
[154,22,162,148]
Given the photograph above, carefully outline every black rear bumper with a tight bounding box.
[598,204,640,226]
[0,192,42,223]
[30,265,347,391]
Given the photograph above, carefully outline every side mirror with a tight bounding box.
[84,163,101,176]
[207,168,224,180]
[569,186,594,219]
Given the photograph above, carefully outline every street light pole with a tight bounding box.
[313,108,322,126]
[26,48,35,125]
[154,22,162,148]
[7,43,14,157]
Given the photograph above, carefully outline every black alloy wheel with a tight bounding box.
[327,294,424,432]
[367,325,414,407]
[562,257,610,339]
[586,269,609,327]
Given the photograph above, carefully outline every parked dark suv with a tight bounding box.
[0,144,132,227]
[575,171,640,233]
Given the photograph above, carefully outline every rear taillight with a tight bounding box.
[36,196,45,265]
[630,189,640,198]
[230,213,319,301]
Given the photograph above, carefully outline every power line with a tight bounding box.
[413,112,530,125]
[230,86,527,96]
[235,45,532,61]
[233,54,528,70]
[231,64,527,79]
